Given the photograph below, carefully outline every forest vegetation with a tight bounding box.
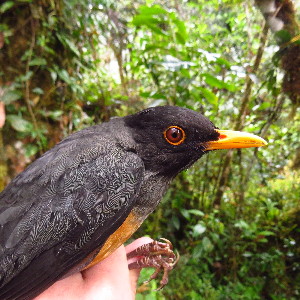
[0,0,299,299]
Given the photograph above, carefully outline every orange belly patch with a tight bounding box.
[85,211,142,269]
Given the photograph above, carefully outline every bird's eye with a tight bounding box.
[164,126,186,145]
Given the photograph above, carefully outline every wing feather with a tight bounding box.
[0,127,144,300]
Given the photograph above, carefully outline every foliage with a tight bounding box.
[1,0,300,299]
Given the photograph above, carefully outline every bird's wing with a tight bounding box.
[0,135,144,300]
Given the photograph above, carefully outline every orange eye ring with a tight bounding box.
[163,126,186,145]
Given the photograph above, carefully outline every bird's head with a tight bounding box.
[124,106,267,177]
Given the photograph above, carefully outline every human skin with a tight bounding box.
[34,237,153,300]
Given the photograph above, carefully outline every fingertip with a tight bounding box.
[129,268,141,292]
[81,246,134,299]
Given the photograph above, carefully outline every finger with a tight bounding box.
[81,246,133,300]
[34,272,84,300]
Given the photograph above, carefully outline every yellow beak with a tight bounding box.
[205,130,268,151]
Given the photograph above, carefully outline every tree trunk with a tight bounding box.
[255,0,300,110]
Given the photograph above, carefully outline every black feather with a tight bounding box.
[0,106,219,299]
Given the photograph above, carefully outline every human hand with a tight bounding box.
[35,237,153,300]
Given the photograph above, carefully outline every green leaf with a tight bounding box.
[171,215,180,230]
[234,220,249,229]
[216,57,232,68]
[56,33,80,57]
[19,71,33,82]
[57,69,72,84]
[180,69,190,78]
[0,1,14,13]
[175,20,187,40]
[132,15,156,26]
[192,243,203,259]
[203,73,236,91]
[65,38,80,57]
[2,90,22,104]
[25,144,39,157]
[32,87,44,95]
[188,209,205,217]
[257,102,271,110]
[202,237,214,252]
[181,209,190,219]
[218,222,225,234]
[258,231,275,236]
[6,115,33,132]
[50,70,57,82]
[199,87,218,107]
[203,73,225,89]
[172,17,188,44]
[193,223,206,237]
[140,91,167,100]
[257,238,268,243]
[275,30,292,44]
[242,251,253,258]
[147,23,168,36]
[139,5,167,16]
[29,57,47,66]
[47,110,63,120]
[144,44,161,51]
[131,5,169,36]
[175,32,186,45]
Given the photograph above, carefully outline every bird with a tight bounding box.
[0,106,267,299]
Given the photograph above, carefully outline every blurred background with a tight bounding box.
[0,0,299,299]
